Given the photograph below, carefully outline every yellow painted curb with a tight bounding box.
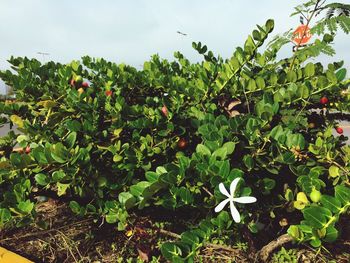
[0,247,33,263]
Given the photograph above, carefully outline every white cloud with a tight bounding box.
[0,0,349,93]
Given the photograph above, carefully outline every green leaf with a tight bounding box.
[320,195,341,213]
[65,132,77,149]
[310,238,322,247]
[294,192,309,210]
[181,231,200,246]
[35,173,50,186]
[156,166,167,175]
[113,128,123,137]
[286,70,297,82]
[161,242,183,261]
[10,152,22,167]
[247,79,257,91]
[97,177,107,187]
[52,170,66,182]
[243,155,254,170]
[106,213,118,224]
[222,142,236,155]
[113,154,123,163]
[285,189,294,201]
[303,207,331,228]
[296,84,310,99]
[294,200,307,210]
[196,144,211,156]
[118,192,136,209]
[66,120,81,132]
[145,171,159,183]
[282,152,295,164]
[69,201,81,214]
[262,178,276,191]
[178,187,194,205]
[287,225,301,240]
[329,166,340,178]
[212,147,227,160]
[252,30,261,41]
[57,182,70,196]
[32,148,48,164]
[286,134,305,150]
[335,185,350,206]
[10,114,24,128]
[270,125,284,140]
[130,181,151,197]
[335,68,346,81]
[17,200,34,214]
[265,19,275,33]
[51,143,69,163]
[0,208,11,226]
[16,135,28,144]
[304,63,315,77]
[324,226,338,243]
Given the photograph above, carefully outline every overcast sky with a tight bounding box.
[0,0,349,94]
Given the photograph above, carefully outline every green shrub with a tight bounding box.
[272,247,297,263]
[1,1,350,261]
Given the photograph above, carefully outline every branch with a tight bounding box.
[158,228,241,253]
[255,234,294,262]
[290,0,323,70]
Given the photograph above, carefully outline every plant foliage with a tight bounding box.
[0,1,350,261]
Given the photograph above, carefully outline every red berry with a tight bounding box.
[177,138,187,149]
[82,82,89,88]
[70,79,76,87]
[320,97,329,105]
[336,127,344,134]
[25,145,31,154]
[161,105,168,117]
[105,90,113,97]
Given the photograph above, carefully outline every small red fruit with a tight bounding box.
[336,127,344,134]
[25,145,31,154]
[320,96,329,105]
[82,82,89,88]
[105,90,113,97]
[177,138,187,149]
[161,105,168,117]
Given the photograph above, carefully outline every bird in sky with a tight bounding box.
[176,31,187,36]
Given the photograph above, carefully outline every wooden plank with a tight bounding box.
[0,247,33,263]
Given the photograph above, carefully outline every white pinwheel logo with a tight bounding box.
[214,177,257,223]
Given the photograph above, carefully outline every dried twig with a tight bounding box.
[255,234,294,262]
[159,228,242,253]
[0,218,93,243]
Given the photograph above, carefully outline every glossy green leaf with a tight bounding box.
[35,173,50,186]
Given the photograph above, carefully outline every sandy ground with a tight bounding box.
[0,124,18,137]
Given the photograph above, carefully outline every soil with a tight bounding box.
[0,198,349,263]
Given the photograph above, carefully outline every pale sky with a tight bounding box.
[0,0,349,94]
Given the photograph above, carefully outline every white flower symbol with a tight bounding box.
[214,177,257,223]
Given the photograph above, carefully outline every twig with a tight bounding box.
[159,229,180,239]
[255,233,294,262]
[57,231,79,263]
[203,187,214,197]
[289,0,323,70]
[158,228,241,253]
[0,218,93,243]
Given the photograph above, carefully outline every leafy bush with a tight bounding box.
[1,0,350,261]
[272,247,297,263]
